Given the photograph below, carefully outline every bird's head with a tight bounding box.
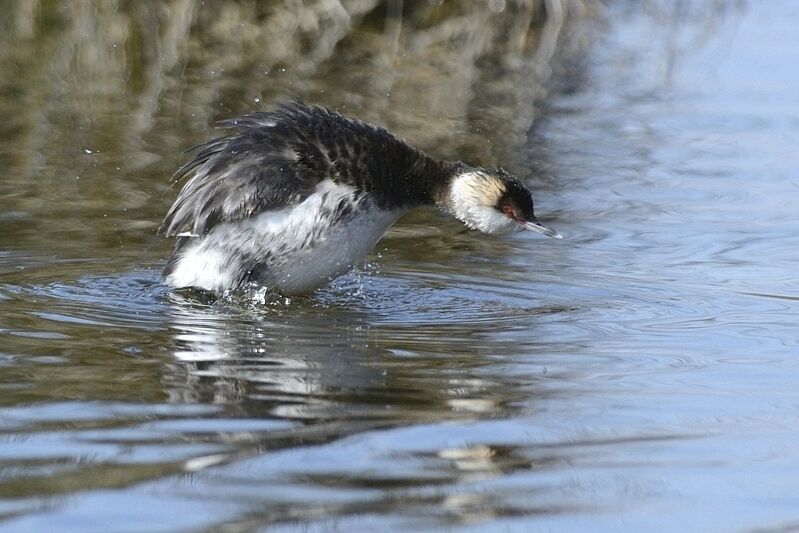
[444,167,562,238]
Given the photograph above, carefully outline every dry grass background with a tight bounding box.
[0,1,737,255]
[0,0,602,170]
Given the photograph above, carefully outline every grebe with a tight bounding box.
[160,102,560,295]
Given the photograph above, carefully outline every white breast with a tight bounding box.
[164,180,403,294]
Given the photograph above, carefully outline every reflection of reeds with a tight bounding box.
[1,0,600,172]
[0,1,738,256]
[0,0,606,257]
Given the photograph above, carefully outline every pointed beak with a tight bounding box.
[522,219,562,239]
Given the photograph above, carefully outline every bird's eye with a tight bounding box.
[500,202,516,218]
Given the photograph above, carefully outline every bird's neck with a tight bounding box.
[411,156,466,209]
[363,145,464,211]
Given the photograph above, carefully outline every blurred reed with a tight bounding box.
[0,0,602,177]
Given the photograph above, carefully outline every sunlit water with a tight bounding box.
[2,2,799,531]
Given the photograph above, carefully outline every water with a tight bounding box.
[1,1,799,530]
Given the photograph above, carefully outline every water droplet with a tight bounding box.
[123,345,142,356]
[254,97,261,103]
[488,0,506,13]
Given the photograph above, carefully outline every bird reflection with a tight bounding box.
[161,286,527,430]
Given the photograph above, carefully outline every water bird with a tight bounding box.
[160,102,561,295]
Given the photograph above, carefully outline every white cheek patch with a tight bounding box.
[448,172,516,234]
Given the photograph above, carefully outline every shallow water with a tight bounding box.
[2,1,799,531]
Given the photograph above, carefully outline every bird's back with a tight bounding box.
[160,102,427,239]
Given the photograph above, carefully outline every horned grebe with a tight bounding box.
[160,102,560,295]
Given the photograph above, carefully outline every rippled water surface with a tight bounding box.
[2,1,799,531]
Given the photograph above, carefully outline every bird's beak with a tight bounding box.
[522,219,562,239]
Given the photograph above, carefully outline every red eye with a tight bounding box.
[501,203,516,218]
